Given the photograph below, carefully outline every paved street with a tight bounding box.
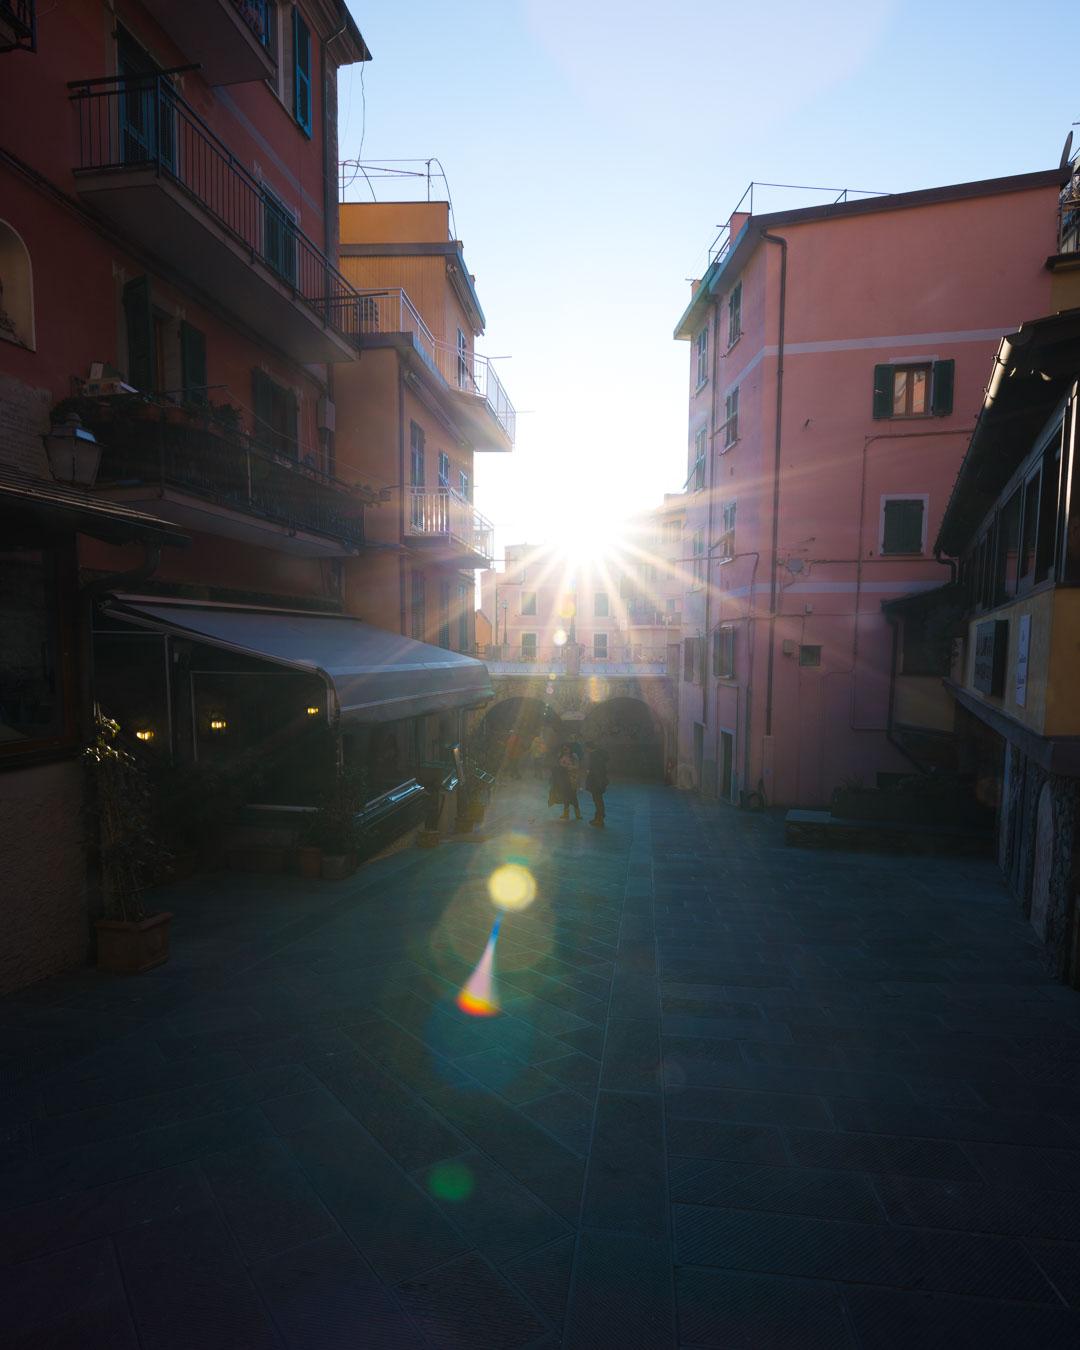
[3,781,1080,1348]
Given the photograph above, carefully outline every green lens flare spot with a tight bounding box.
[429,1161,474,1202]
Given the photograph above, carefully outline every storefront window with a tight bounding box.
[0,543,74,756]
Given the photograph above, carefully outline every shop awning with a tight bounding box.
[102,596,494,723]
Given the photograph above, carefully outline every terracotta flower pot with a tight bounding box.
[296,846,322,879]
[95,912,172,974]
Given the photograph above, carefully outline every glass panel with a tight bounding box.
[0,546,65,747]
[1019,473,1040,579]
[997,491,1021,600]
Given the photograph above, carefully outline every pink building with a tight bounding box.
[674,168,1064,806]
[480,495,686,666]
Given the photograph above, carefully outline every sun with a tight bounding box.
[549,510,627,568]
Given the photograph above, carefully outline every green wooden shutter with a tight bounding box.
[283,388,299,459]
[883,499,925,554]
[931,359,955,416]
[123,275,155,392]
[180,322,207,403]
[293,9,312,135]
[872,364,893,419]
[251,368,273,448]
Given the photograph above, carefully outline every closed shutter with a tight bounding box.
[931,359,955,416]
[293,9,312,135]
[123,275,155,392]
[872,364,893,419]
[251,369,273,448]
[882,499,925,554]
[282,387,299,459]
[180,322,207,403]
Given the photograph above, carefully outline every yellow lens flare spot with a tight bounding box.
[557,597,576,620]
[428,1161,474,1202]
[488,863,536,912]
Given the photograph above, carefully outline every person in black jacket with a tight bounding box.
[585,743,609,828]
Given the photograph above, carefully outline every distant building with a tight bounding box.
[673,166,1066,806]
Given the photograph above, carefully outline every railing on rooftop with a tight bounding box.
[352,287,516,441]
[407,486,494,563]
[72,394,365,548]
[705,180,889,266]
[70,75,363,350]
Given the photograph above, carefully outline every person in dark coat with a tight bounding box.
[585,742,609,827]
[548,742,581,820]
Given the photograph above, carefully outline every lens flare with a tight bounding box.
[488,863,537,912]
[557,596,576,620]
[428,1161,474,1201]
[456,916,501,1017]
[553,628,568,647]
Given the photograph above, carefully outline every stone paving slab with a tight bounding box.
[3,781,1080,1345]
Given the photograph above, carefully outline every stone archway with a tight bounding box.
[477,695,558,777]
[582,696,665,780]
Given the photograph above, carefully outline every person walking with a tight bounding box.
[585,742,609,828]
[548,742,581,821]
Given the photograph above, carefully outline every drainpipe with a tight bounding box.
[762,232,787,747]
[701,296,721,737]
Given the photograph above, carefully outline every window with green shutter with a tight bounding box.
[930,359,954,416]
[873,360,954,419]
[882,498,926,554]
[251,369,299,459]
[293,9,312,135]
[123,275,155,392]
[180,322,207,404]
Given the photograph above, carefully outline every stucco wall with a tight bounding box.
[0,761,88,995]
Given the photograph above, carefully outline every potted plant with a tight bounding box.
[84,712,172,974]
[299,763,365,879]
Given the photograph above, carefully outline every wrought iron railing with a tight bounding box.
[352,287,516,442]
[70,75,363,350]
[407,487,493,562]
[1059,195,1080,256]
[232,0,271,45]
[74,397,364,547]
[0,0,35,51]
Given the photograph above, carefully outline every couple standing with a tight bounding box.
[549,741,609,828]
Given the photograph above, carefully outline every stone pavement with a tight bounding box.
[3,781,1080,1348]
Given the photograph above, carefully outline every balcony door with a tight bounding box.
[117,30,176,172]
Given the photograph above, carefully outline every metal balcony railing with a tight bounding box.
[0,0,35,51]
[74,396,364,547]
[353,288,516,442]
[232,0,271,45]
[1059,195,1080,256]
[70,75,363,350]
[408,487,493,563]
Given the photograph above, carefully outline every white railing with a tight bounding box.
[408,486,493,563]
[352,288,516,442]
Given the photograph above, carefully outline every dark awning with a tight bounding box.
[101,595,493,723]
[0,468,188,548]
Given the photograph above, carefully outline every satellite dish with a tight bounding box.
[1060,131,1073,171]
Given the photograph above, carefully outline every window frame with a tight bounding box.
[691,426,707,491]
[437,451,450,488]
[409,420,425,488]
[292,6,312,136]
[880,495,928,556]
[713,624,735,678]
[520,591,537,616]
[718,500,737,561]
[727,282,742,348]
[691,528,706,588]
[723,386,739,448]
[799,644,822,668]
[695,326,709,390]
[593,632,609,661]
[594,591,609,617]
[520,632,538,661]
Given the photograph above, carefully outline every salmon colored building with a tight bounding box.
[674,168,1066,807]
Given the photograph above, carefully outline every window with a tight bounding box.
[262,187,297,285]
[691,528,705,586]
[251,369,299,458]
[409,421,425,487]
[695,326,709,388]
[663,519,681,548]
[0,219,35,350]
[0,543,75,758]
[718,500,736,560]
[521,591,537,616]
[691,427,707,491]
[437,451,450,488]
[666,598,678,613]
[438,579,451,649]
[872,360,954,419]
[457,328,469,389]
[292,7,312,135]
[180,322,207,404]
[1019,471,1041,583]
[593,633,608,660]
[459,470,470,501]
[727,283,742,346]
[410,572,425,641]
[457,584,470,652]
[521,632,537,661]
[723,386,739,447]
[594,592,609,617]
[882,498,925,555]
[996,489,1021,601]
[683,637,695,682]
[713,625,735,678]
[799,645,822,667]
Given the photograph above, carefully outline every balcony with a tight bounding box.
[138,0,275,86]
[353,289,515,451]
[407,487,494,567]
[71,76,363,363]
[483,646,671,677]
[69,395,366,556]
[0,0,34,53]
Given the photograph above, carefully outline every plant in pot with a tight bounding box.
[300,765,364,879]
[84,712,172,974]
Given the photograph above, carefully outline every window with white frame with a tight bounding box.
[691,426,707,491]
[593,632,608,660]
[727,282,742,347]
[437,451,450,487]
[718,500,736,560]
[723,387,739,447]
[695,326,709,388]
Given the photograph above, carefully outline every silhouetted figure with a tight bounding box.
[585,743,609,828]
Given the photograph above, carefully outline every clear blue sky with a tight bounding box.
[339,0,1079,561]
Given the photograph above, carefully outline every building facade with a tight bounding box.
[673,169,1065,807]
